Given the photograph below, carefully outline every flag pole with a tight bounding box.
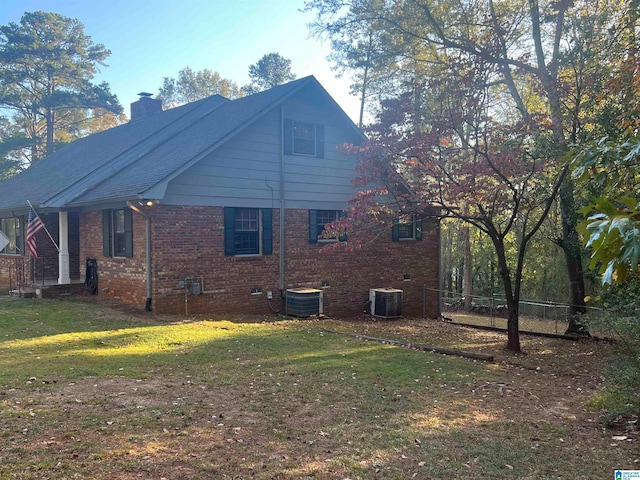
[27,200,60,253]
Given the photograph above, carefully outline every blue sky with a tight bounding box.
[1,0,361,122]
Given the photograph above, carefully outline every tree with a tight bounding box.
[157,67,244,108]
[308,7,398,127]
[0,115,28,178]
[345,60,568,351]
[245,53,296,94]
[573,2,640,284]
[0,11,122,166]
[570,3,640,421]
[307,0,630,336]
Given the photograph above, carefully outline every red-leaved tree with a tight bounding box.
[342,61,568,352]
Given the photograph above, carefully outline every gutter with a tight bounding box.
[127,201,152,311]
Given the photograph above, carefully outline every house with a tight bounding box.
[0,76,440,317]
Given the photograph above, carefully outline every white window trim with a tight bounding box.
[292,120,317,157]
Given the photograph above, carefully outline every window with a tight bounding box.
[309,210,346,243]
[293,121,316,155]
[102,208,133,257]
[392,214,423,241]
[224,207,272,256]
[234,208,259,255]
[283,118,324,158]
[0,216,24,255]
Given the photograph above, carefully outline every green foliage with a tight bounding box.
[573,136,640,286]
[579,197,640,284]
[245,52,296,93]
[0,11,122,166]
[0,115,29,177]
[587,273,640,423]
[156,67,244,108]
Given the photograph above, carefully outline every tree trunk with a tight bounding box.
[492,234,521,352]
[506,306,521,352]
[529,0,588,333]
[46,107,55,157]
[463,224,473,310]
[559,178,590,335]
[358,63,368,129]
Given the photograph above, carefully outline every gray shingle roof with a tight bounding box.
[0,76,361,213]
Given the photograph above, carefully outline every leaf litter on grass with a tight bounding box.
[0,299,637,479]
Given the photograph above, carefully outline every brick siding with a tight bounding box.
[78,205,440,318]
[79,210,147,305]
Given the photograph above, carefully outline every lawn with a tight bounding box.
[0,297,636,479]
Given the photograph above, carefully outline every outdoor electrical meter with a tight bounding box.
[178,278,201,295]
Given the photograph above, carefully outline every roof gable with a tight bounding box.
[0,76,364,212]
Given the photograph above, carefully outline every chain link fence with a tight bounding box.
[431,288,602,336]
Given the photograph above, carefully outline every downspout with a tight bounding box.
[127,202,152,311]
[279,105,286,296]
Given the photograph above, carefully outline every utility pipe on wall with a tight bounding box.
[279,105,286,295]
[127,202,152,311]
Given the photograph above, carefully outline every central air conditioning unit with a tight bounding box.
[286,288,324,317]
[369,288,403,318]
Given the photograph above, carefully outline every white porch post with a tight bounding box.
[58,211,70,284]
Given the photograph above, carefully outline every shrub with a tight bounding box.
[588,272,640,426]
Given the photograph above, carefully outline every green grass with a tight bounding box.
[0,298,634,479]
[0,299,477,387]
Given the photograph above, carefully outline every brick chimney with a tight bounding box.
[130,92,163,121]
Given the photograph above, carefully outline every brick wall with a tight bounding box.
[79,210,147,305]
[150,205,281,315]
[283,209,440,318]
[94,205,439,318]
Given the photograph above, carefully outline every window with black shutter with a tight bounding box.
[283,119,324,158]
[224,207,273,256]
[309,210,347,243]
[392,214,423,242]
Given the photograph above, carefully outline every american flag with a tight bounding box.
[26,207,44,259]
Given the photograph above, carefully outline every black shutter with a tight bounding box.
[124,208,133,257]
[308,210,318,244]
[224,207,236,256]
[392,217,400,242]
[102,210,111,256]
[415,216,423,241]
[315,124,324,158]
[338,210,347,242]
[283,118,293,155]
[262,208,273,255]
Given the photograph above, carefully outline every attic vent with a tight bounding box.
[286,288,323,317]
[369,288,403,319]
[130,92,163,122]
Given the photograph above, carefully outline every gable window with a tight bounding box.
[309,210,346,243]
[224,207,272,256]
[293,121,316,155]
[0,216,24,255]
[283,118,324,158]
[102,208,133,257]
[392,214,423,241]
